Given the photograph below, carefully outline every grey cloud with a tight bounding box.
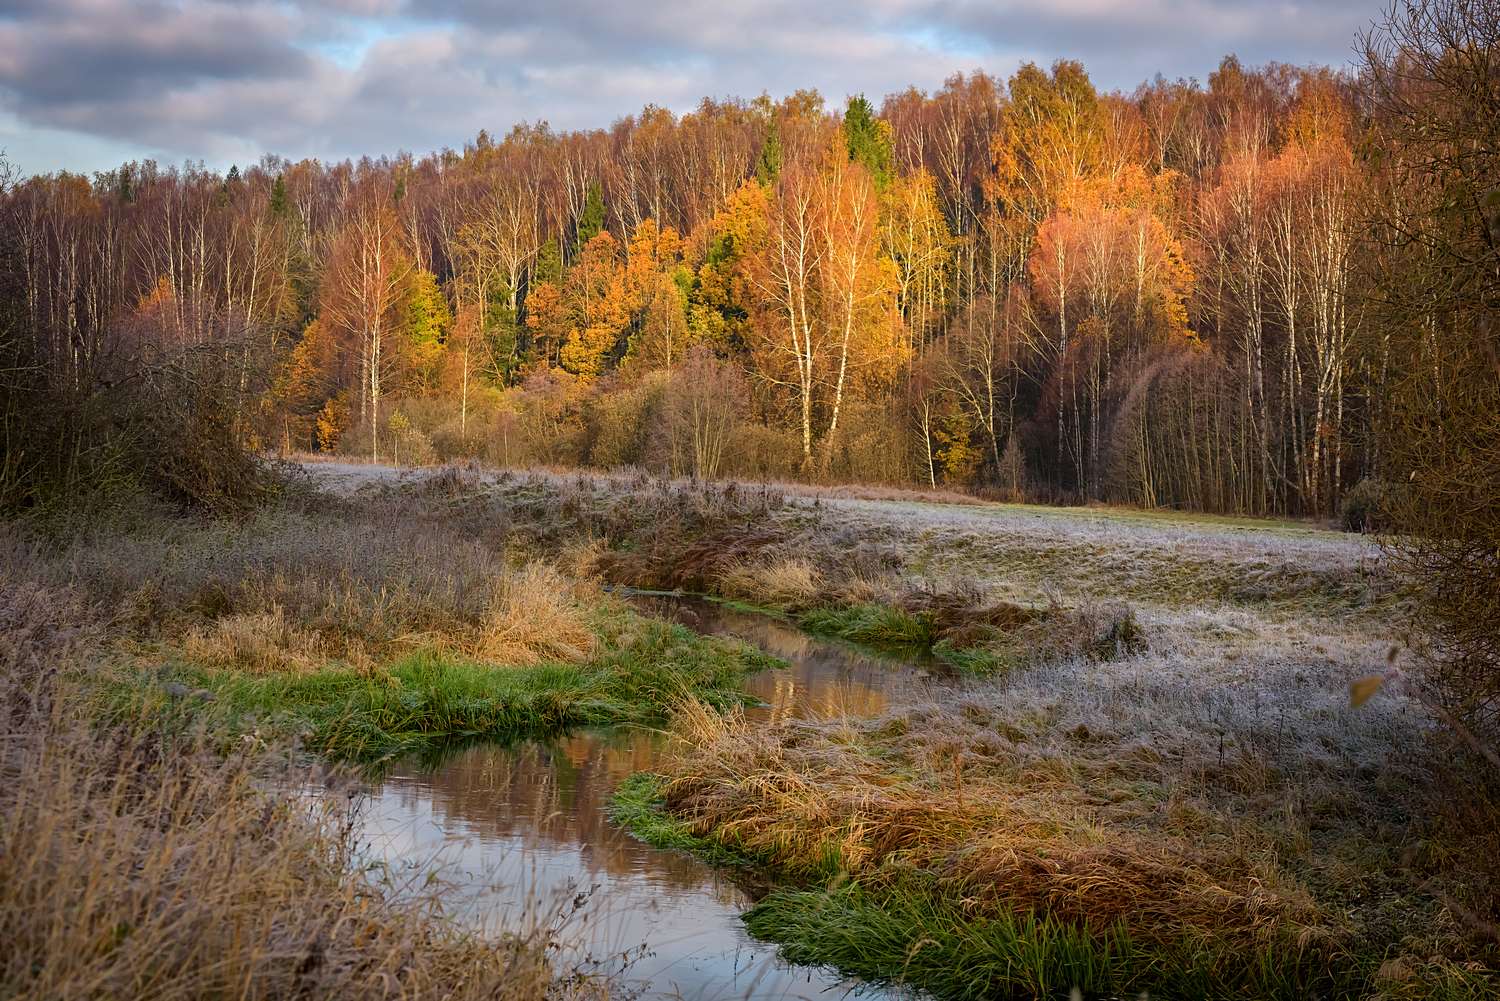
[920,0,1373,88]
[0,0,312,107]
[0,0,1385,174]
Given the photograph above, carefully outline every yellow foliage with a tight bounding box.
[316,394,349,452]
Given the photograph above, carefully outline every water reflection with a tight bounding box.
[364,596,931,1001]
[631,593,944,723]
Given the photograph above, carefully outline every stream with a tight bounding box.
[363,595,946,1001]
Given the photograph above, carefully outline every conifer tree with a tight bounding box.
[571,181,605,260]
[756,116,783,185]
[270,174,289,216]
[844,95,892,184]
[533,238,563,286]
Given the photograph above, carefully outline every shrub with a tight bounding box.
[1340,478,1393,533]
[1362,0,1500,743]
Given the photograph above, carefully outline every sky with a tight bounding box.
[0,0,1389,179]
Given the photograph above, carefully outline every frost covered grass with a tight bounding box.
[2,472,784,759]
[783,495,1388,616]
[620,648,1492,998]
[593,489,1496,998]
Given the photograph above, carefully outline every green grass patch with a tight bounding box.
[931,642,1007,677]
[114,619,781,762]
[718,599,792,617]
[742,874,1372,1001]
[802,604,1031,679]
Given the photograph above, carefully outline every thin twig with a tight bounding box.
[1410,872,1500,942]
[1390,669,1500,773]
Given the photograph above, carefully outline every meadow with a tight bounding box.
[1,462,1493,999]
[0,466,783,999]
[581,475,1493,999]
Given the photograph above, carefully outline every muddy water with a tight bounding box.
[364,596,941,1001]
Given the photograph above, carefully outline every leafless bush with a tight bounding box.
[587,371,667,471]
[1362,0,1500,743]
[659,346,745,480]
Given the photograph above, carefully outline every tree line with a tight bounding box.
[0,31,1476,520]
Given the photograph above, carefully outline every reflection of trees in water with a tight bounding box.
[382,734,715,888]
[379,600,939,889]
[639,594,943,725]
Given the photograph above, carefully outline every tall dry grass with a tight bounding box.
[645,642,1474,977]
[715,559,824,612]
[2,491,599,676]
[0,579,612,1001]
[478,562,596,665]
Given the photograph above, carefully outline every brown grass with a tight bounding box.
[477,563,596,666]
[0,580,612,1001]
[183,606,324,674]
[1,493,602,676]
[714,558,825,612]
[649,638,1486,971]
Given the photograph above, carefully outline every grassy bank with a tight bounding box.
[0,577,622,1000]
[130,625,774,761]
[0,470,801,998]
[743,877,1345,1001]
[614,647,1496,998]
[4,474,785,759]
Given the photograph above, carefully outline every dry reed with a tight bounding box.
[0,579,614,1001]
[714,558,824,612]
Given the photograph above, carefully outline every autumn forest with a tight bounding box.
[0,48,1458,519]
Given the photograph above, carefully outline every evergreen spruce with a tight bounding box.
[270,174,289,216]
[533,238,564,286]
[844,95,892,185]
[756,116,783,184]
[571,181,605,261]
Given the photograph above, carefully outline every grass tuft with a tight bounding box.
[802,602,937,646]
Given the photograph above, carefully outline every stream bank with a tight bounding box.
[363,595,943,1001]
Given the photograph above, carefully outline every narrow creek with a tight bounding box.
[364,595,948,1001]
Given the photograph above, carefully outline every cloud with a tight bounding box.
[0,0,1384,176]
